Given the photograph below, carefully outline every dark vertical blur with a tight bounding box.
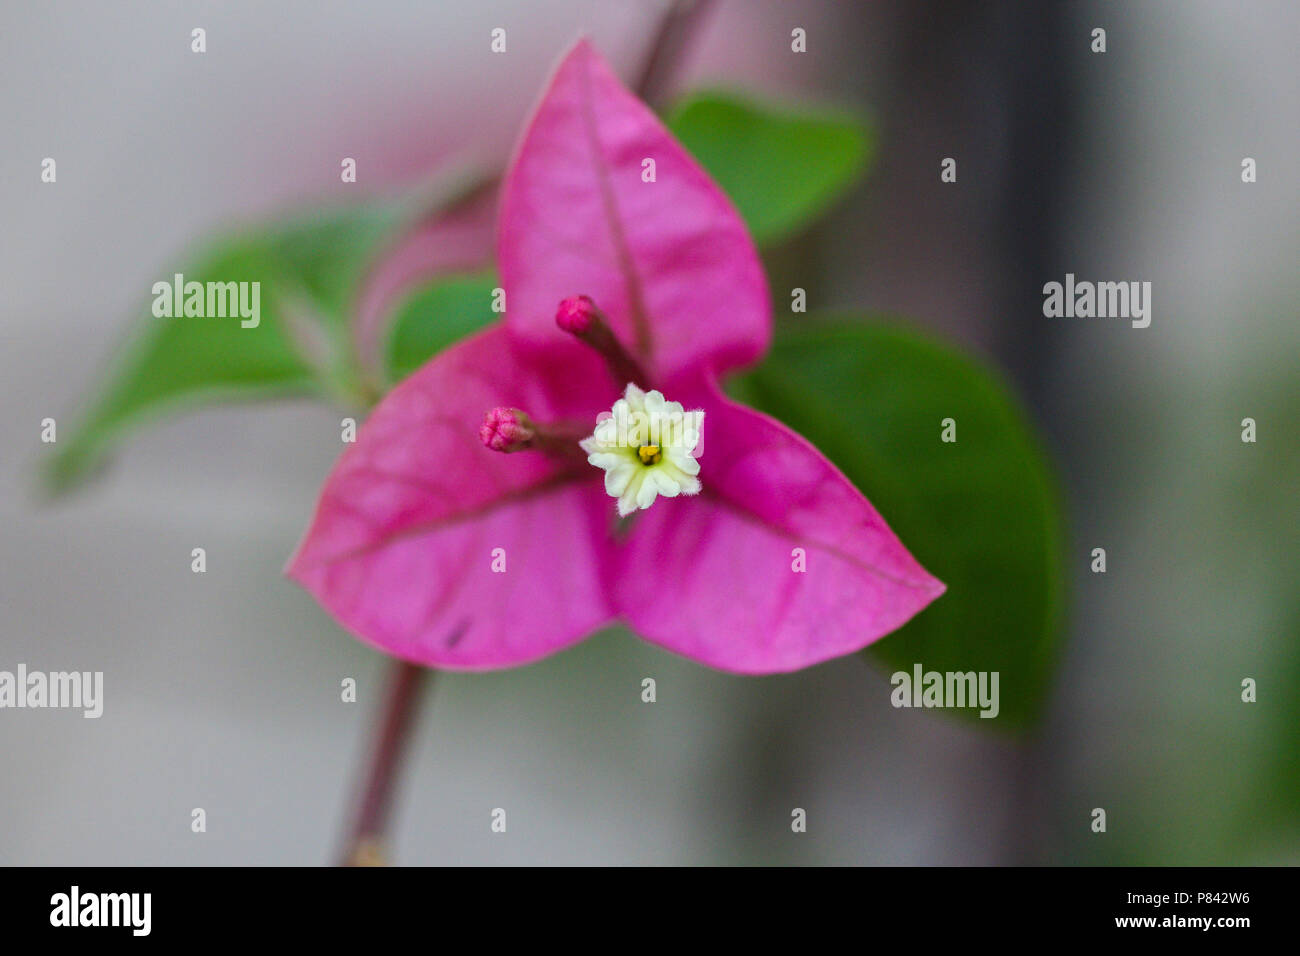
[844,1,1076,407]
[830,0,1080,863]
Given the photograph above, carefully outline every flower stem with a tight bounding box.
[334,5,709,866]
[338,661,430,866]
[634,0,718,106]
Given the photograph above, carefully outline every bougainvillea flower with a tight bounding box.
[287,39,944,674]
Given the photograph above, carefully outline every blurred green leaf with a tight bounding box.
[731,316,1066,728]
[667,91,872,246]
[46,203,399,494]
[384,270,500,382]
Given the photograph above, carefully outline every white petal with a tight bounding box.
[650,468,681,498]
[622,383,646,410]
[634,473,660,510]
[588,449,632,469]
[617,472,645,516]
[664,445,700,475]
[604,463,637,497]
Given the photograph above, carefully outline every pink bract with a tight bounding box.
[287,39,943,674]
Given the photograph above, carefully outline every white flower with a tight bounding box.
[580,384,703,516]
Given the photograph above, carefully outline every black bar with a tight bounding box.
[2,866,1285,942]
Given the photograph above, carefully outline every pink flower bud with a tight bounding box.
[554,293,649,389]
[479,407,535,452]
[555,295,597,334]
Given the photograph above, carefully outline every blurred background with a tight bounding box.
[1,0,1296,864]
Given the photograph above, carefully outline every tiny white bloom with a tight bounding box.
[581,384,703,516]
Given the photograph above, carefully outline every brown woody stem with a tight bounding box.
[338,662,429,866]
[335,0,707,867]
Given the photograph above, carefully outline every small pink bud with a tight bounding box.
[553,293,649,389]
[555,295,597,334]
[480,407,536,452]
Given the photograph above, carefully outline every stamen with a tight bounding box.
[555,295,650,389]
[479,406,585,460]
[479,407,536,453]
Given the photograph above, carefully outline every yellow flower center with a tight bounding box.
[637,444,662,465]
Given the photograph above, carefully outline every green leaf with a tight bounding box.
[731,316,1066,728]
[384,270,501,382]
[667,91,872,246]
[46,203,400,494]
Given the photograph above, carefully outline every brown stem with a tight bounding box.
[634,0,718,105]
[334,4,707,867]
[338,661,430,866]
